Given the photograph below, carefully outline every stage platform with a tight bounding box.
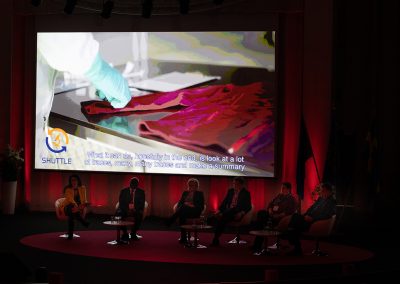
[1,211,378,284]
[21,230,372,266]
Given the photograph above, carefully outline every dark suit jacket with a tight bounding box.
[177,190,205,213]
[267,193,297,216]
[305,195,336,221]
[219,188,251,214]
[117,187,145,217]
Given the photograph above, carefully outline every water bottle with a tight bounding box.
[265,218,273,230]
[201,215,207,226]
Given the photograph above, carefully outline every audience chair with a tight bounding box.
[54,197,86,239]
[173,202,178,213]
[227,204,254,244]
[266,214,293,250]
[143,201,149,219]
[303,215,336,256]
[55,198,67,221]
[274,214,292,232]
[266,198,300,250]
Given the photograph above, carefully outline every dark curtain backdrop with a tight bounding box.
[10,14,34,206]
[5,10,332,217]
[301,0,333,210]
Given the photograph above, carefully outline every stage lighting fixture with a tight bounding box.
[101,0,114,19]
[64,0,77,15]
[213,0,224,5]
[31,0,41,7]
[179,0,190,15]
[141,0,153,18]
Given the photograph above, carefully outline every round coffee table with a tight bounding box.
[180,224,213,248]
[249,230,281,255]
[103,220,135,245]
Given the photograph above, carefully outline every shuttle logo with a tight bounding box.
[45,128,69,153]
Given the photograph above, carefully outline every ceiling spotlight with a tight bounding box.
[101,0,114,19]
[141,0,153,18]
[179,0,190,15]
[31,0,41,7]
[64,0,77,15]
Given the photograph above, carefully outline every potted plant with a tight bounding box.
[1,145,24,214]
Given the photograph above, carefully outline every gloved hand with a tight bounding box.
[85,54,131,108]
[98,116,132,135]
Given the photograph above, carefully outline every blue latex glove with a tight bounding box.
[85,54,131,108]
[98,117,132,135]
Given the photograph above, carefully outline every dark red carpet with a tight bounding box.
[20,230,373,266]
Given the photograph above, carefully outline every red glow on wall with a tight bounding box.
[88,175,111,207]
[209,195,220,212]
[302,158,320,212]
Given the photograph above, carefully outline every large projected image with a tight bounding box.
[35,31,276,177]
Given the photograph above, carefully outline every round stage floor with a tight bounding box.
[20,230,373,266]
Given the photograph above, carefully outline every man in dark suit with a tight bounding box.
[285,182,336,255]
[167,178,205,244]
[116,177,146,242]
[252,182,298,253]
[211,176,252,246]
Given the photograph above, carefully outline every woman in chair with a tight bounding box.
[166,178,205,244]
[61,174,90,240]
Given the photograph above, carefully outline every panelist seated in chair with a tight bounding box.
[284,182,336,256]
[61,175,90,240]
[166,178,205,244]
[116,177,146,242]
[252,182,297,253]
[210,177,252,246]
